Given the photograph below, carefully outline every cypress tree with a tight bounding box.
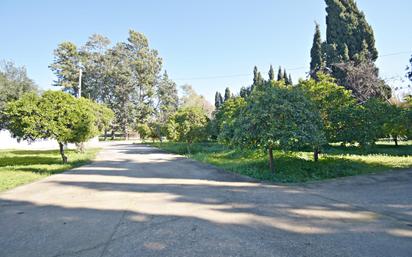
[224,87,231,101]
[240,86,247,98]
[310,23,324,77]
[268,65,275,81]
[283,69,288,84]
[214,92,223,109]
[253,66,259,85]
[288,74,293,85]
[325,0,378,64]
[277,66,283,81]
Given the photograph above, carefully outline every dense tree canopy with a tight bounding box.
[0,61,37,129]
[232,81,325,173]
[3,91,113,162]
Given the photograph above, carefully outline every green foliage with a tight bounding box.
[325,0,378,63]
[214,97,247,144]
[224,87,231,101]
[152,141,412,183]
[231,81,325,171]
[49,42,81,96]
[3,91,113,162]
[136,123,152,141]
[268,65,275,81]
[214,91,223,109]
[382,104,412,145]
[298,73,356,142]
[310,23,324,76]
[0,61,37,129]
[166,107,209,145]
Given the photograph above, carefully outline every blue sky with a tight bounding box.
[1,0,411,102]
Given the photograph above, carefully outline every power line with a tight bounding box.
[172,50,412,82]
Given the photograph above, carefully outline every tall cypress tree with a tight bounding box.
[268,65,275,81]
[214,92,223,109]
[288,74,293,86]
[224,87,231,101]
[283,69,288,84]
[325,0,378,64]
[253,66,259,85]
[310,23,324,77]
[277,66,283,81]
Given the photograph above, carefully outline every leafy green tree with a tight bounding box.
[232,81,325,173]
[268,65,275,81]
[50,42,82,97]
[310,23,324,77]
[382,105,411,146]
[0,61,37,129]
[166,107,208,153]
[136,123,151,141]
[3,91,113,163]
[215,97,247,144]
[298,73,357,143]
[224,87,231,101]
[180,84,214,118]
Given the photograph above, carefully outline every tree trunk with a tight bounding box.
[111,129,115,140]
[394,136,398,147]
[59,142,68,164]
[314,147,319,162]
[268,147,275,174]
[187,142,191,155]
[104,129,107,141]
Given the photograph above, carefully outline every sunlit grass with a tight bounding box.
[0,149,99,192]
[150,141,412,183]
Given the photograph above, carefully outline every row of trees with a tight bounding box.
[159,0,412,174]
[49,30,179,139]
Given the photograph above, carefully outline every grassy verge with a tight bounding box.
[0,149,99,192]
[149,142,412,183]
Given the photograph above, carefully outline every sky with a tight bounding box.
[1,0,411,103]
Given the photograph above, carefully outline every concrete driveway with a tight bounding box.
[0,142,411,257]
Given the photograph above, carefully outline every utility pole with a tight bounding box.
[78,68,82,98]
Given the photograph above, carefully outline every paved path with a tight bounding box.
[1,142,411,257]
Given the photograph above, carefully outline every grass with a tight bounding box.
[0,149,99,192]
[149,141,412,183]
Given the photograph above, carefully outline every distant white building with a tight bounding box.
[0,130,99,150]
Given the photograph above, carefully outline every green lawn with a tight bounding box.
[0,149,99,192]
[150,141,412,183]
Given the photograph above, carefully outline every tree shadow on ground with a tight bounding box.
[1,143,411,257]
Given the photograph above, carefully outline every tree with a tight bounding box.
[180,84,214,118]
[325,0,378,64]
[232,81,325,173]
[0,61,37,129]
[224,87,231,101]
[334,60,391,102]
[214,97,247,144]
[277,66,283,81]
[268,65,275,81]
[288,74,293,86]
[214,91,223,109]
[382,104,411,146]
[283,69,289,85]
[50,42,82,97]
[166,107,208,153]
[239,86,248,98]
[298,73,357,143]
[407,55,412,83]
[310,23,324,77]
[153,71,179,140]
[136,123,151,141]
[3,91,113,163]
